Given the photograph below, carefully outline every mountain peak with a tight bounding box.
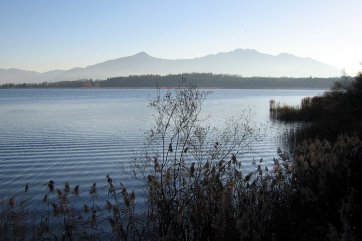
[216,48,255,54]
[234,48,257,52]
[133,51,151,58]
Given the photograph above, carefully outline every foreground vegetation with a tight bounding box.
[269,72,362,240]
[1,74,362,240]
[270,72,362,141]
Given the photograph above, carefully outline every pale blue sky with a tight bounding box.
[0,0,361,75]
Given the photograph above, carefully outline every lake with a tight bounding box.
[0,88,323,209]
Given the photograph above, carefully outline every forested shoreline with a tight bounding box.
[1,73,340,89]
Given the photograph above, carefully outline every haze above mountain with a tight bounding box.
[0,49,340,84]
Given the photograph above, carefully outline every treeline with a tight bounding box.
[1,73,339,89]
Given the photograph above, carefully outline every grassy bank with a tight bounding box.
[270,73,362,142]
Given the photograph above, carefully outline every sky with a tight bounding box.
[0,0,361,75]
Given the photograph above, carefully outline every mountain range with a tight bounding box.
[0,49,341,84]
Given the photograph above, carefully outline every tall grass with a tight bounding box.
[2,134,361,241]
[270,73,362,142]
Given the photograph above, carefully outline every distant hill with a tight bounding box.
[0,49,341,84]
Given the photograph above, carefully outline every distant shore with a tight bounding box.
[0,73,340,89]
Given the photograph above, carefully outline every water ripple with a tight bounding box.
[0,88,322,206]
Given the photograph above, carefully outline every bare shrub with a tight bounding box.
[128,84,265,240]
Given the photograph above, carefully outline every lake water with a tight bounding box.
[0,88,323,209]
